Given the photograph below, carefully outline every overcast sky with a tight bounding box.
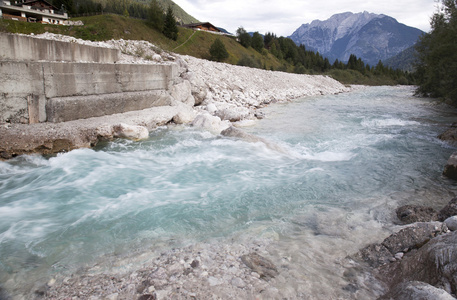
[173,0,438,36]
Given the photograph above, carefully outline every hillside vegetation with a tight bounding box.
[0,13,412,86]
[415,0,457,105]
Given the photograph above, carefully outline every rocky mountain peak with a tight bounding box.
[289,11,423,66]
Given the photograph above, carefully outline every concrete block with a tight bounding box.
[0,61,46,123]
[0,32,120,63]
[46,90,173,122]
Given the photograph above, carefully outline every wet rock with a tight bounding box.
[190,260,199,268]
[113,123,149,141]
[396,205,438,224]
[380,281,455,300]
[358,243,393,268]
[137,294,157,300]
[382,222,446,255]
[191,113,230,134]
[356,222,447,268]
[172,104,197,124]
[380,231,457,296]
[240,253,279,280]
[443,152,457,180]
[443,216,457,231]
[438,123,457,144]
[221,126,287,153]
[438,197,457,221]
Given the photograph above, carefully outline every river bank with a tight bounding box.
[1,34,457,300]
[0,33,348,159]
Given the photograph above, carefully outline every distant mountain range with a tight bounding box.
[289,11,424,67]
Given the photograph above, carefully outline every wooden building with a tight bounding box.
[182,22,222,33]
[0,0,68,25]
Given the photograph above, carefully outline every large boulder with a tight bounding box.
[357,222,447,268]
[380,281,455,300]
[443,152,457,180]
[191,113,230,134]
[170,80,195,107]
[438,123,457,144]
[396,205,438,224]
[113,123,149,140]
[438,197,457,221]
[380,231,457,296]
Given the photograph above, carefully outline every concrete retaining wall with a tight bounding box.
[0,32,120,63]
[0,61,177,123]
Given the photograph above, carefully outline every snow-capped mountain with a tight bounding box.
[289,11,424,66]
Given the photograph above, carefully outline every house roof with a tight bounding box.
[182,22,221,32]
[15,0,59,10]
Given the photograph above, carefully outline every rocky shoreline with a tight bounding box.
[0,33,348,159]
[2,33,457,299]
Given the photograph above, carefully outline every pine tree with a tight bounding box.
[236,27,251,48]
[209,38,229,62]
[415,0,457,104]
[147,0,164,31]
[251,32,264,53]
[163,5,178,41]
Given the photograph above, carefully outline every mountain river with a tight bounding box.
[1,86,457,299]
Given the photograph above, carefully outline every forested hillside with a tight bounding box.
[415,0,457,105]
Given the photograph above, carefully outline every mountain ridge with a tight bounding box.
[289,12,423,66]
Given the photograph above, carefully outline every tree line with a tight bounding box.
[48,0,178,40]
[229,27,414,84]
[415,0,457,105]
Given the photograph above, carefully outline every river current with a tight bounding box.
[1,86,457,298]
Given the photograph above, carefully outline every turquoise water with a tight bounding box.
[1,86,456,297]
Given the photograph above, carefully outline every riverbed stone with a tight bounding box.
[380,231,457,296]
[356,222,447,268]
[443,216,457,231]
[396,205,438,224]
[382,222,447,254]
[438,123,457,144]
[240,253,279,280]
[380,281,455,300]
[438,197,457,221]
[113,123,149,141]
[443,152,457,180]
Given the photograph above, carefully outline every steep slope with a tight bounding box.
[290,11,423,65]
[134,0,199,24]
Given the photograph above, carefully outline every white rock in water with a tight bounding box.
[191,113,230,134]
[173,106,197,124]
[444,216,457,231]
[113,123,149,140]
[395,252,404,260]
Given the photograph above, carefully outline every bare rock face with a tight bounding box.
[240,253,279,280]
[438,197,457,221]
[380,231,457,296]
[396,205,439,224]
[443,152,457,180]
[379,281,455,300]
